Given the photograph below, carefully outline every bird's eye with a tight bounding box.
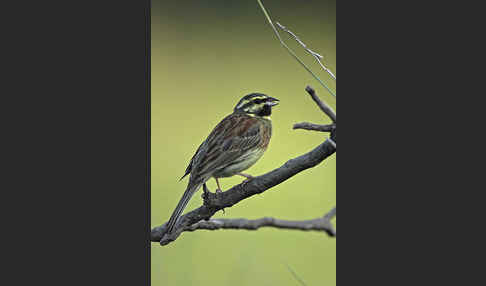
[254,99,263,104]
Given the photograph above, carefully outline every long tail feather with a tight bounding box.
[165,182,202,234]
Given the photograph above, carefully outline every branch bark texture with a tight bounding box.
[183,208,336,237]
[305,86,336,123]
[293,122,335,132]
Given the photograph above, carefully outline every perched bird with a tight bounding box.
[165,93,280,234]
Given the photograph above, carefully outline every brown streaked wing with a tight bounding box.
[192,113,263,177]
[180,140,205,181]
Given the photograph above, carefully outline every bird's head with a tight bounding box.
[233,93,279,117]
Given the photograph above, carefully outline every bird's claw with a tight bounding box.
[242,176,254,185]
[238,173,255,185]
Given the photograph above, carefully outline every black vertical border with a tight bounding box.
[145,2,151,285]
[4,0,153,284]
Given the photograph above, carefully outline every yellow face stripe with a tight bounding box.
[236,96,267,109]
[236,99,249,109]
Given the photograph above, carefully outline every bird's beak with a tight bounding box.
[265,97,280,106]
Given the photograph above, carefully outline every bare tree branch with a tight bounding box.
[324,206,336,221]
[306,86,336,123]
[276,22,336,80]
[328,138,336,149]
[293,122,335,132]
[172,207,336,237]
[151,138,336,245]
[151,86,336,246]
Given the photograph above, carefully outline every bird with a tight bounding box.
[165,93,280,235]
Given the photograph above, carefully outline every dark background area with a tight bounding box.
[2,0,150,284]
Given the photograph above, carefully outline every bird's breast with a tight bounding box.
[213,148,266,178]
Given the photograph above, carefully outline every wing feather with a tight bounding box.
[189,113,263,178]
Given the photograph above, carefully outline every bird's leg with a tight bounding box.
[214,178,223,193]
[237,173,254,183]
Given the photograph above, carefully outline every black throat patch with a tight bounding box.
[257,104,272,117]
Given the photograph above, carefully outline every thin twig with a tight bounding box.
[276,22,336,80]
[324,206,336,221]
[286,264,307,286]
[181,212,336,237]
[306,86,336,122]
[256,0,336,98]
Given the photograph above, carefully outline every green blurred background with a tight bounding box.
[151,0,336,285]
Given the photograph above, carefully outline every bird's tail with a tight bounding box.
[165,182,203,234]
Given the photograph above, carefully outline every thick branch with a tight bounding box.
[179,206,336,237]
[306,86,336,123]
[151,138,336,245]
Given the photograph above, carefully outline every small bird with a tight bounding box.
[165,93,280,234]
